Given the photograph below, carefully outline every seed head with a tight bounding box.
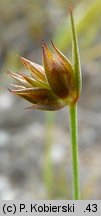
[8,9,81,111]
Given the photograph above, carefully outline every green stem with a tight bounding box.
[69,103,80,200]
[44,112,55,198]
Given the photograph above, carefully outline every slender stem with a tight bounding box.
[44,112,55,198]
[69,103,80,200]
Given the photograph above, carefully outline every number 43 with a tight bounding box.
[86,204,97,212]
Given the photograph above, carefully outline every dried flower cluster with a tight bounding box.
[8,41,79,111]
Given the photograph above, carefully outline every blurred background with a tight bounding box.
[0,0,101,199]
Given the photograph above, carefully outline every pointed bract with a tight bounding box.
[25,103,65,111]
[10,87,65,111]
[20,57,46,82]
[51,41,73,74]
[7,70,30,87]
[42,41,72,99]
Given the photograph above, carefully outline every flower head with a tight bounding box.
[8,41,79,111]
[8,10,81,111]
